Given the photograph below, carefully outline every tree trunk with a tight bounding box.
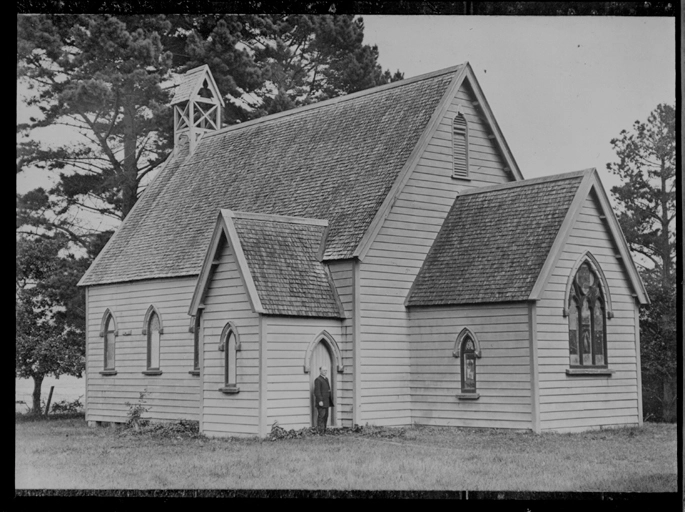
[121,102,139,219]
[31,375,43,415]
[662,377,677,422]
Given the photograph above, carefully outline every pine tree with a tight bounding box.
[607,104,676,422]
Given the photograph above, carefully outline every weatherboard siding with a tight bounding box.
[358,82,513,426]
[201,238,261,437]
[328,260,355,426]
[265,317,346,430]
[408,304,533,429]
[536,192,640,432]
[85,277,199,424]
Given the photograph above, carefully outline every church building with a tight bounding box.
[78,63,648,436]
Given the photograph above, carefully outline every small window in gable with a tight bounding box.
[568,262,607,368]
[219,323,240,394]
[452,113,469,179]
[147,312,161,371]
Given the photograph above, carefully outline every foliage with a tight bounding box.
[16,235,86,413]
[119,419,203,439]
[50,396,84,415]
[268,421,405,441]
[170,14,404,123]
[17,14,174,224]
[607,104,676,422]
[124,389,150,430]
[607,104,675,284]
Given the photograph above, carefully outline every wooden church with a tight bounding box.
[78,63,649,436]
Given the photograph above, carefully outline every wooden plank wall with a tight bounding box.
[328,260,355,426]
[409,304,533,429]
[359,81,513,426]
[265,317,345,430]
[536,192,641,432]
[201,238,261,436]
[86,277,199,424]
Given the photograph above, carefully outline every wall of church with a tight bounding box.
[358,79,514,426]
[536,191,641,432]
[408,303,533,429]
[85,277,200,425]
[201,237,261,437]
[265,316,347,431]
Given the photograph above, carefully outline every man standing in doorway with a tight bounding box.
[314,366,334,434]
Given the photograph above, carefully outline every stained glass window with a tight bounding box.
[568,262,607,367]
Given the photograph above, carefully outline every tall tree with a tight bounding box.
[17,14,174,235]
[607,103,676,422]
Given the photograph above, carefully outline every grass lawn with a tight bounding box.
[15,415,677,491]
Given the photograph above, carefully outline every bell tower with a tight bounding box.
[171,65,224,155]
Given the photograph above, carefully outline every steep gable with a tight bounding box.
[79,66,460,287]
[189,211,344,319]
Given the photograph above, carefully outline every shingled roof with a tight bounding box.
[189,211,343,318]
[405,171,587,306]
[79,65,461,287]
[232,213,343,318]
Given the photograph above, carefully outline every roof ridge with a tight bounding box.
[225,209,328,227]
[457,168,593,197]
[201,63,464,141]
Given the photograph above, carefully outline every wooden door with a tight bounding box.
[309,342,334,427]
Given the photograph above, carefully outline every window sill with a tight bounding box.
[142,370,163,376]
[219,385,240,395]
[451,175,471,181]
[99,370,117,376]
[566,368,614,377]
[188,370,200,376]
[456,393,480,400]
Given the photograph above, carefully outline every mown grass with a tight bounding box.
[15,416,677,491]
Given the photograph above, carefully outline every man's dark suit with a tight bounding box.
[314,374,334,433]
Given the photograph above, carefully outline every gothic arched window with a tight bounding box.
[568,262,607,367]
[461,335,477,393]
[219,322,240,394]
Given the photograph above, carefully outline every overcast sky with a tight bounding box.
[17,15,675,202]
[362,15,675,194]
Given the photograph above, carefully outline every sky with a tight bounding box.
[17,15,675,206]
[362,15,676,194]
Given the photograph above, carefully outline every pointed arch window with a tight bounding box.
[568,262,607,368]
[453,328,481,400]
[452,113,470,179]
[147,312,161,372]
[99,310,117,375]
[219,322,240,394]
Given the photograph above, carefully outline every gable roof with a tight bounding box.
[171,65,225,107]
[189,211,344,318]
[406,170,585,306]
[79,65,467,287]
[406,169,649,307]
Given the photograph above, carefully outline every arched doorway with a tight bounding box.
[309,340,335,427]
